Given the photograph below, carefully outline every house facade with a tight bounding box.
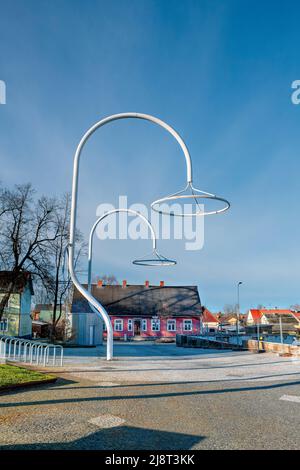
[246,308,300,325]
[246,309,266,325]
[201,308,219,333]
[0,271,34,338]
[246,308,300,335]
[69,280,202,345]
[32,303,54,323]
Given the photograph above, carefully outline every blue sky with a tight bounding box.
[0,0,300,311]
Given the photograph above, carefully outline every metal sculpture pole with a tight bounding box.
[69,113,195,361]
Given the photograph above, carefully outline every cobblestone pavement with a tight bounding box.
[1,343,300,450]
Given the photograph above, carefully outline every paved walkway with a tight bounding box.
[1,343,300,449]
[58,342,300,384]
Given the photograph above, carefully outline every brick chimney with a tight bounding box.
[160,280,165,287]
[97,279,103,288]
[122,280,127,288]
[145,280,150,288]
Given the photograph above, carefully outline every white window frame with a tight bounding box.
[167,319,176,332]
[128,319,133,331]
[0,318,8,332]
[142,319,147,331]
[151,318,160,332]
[114,319,123,332]
[183,319,193,331]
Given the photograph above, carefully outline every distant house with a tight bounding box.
[246,308,300,324]
[0,271,34,338]
[33,303,68,325]
[246,308,300,335]
[218,313,237,330]
[201,308,219,333]
[220,313,237,326]
[32,303,68,339]
[246,309,264,325]
[217,313,247,333]
[69,280,202,345]
[32,303,54,322]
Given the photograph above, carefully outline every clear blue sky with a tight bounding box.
[0,0,300,312]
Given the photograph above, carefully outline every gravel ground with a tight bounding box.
[0,343,300,450]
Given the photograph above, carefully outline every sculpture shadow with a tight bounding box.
[0,424,204,450]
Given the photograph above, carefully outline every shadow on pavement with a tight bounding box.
[47,370,300,392]
[1,379,300,409]
[0,425,204,450]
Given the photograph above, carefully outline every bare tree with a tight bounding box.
[223,304,238,315]
[41,193,86,341]
[0,184,59,319]
[92,274,119,285]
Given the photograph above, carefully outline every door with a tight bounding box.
[134,320,141,336]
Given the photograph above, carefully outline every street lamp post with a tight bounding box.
[257,319,261,352]
[236,281,243,343]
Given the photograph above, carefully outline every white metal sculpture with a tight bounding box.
[86,209,176,336]
[68,112,230,361]
[87,208,176,293]
[151,183,230,217]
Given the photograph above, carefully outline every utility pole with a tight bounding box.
[279,314,284,354]
[236,281,243,345]
[257,320,260,352]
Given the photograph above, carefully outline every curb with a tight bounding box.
[0,376,57,393]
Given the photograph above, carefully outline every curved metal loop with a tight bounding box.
[132,249,177,267]
[151,182,230,217]
[87,208,165,292]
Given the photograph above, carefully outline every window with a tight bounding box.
[183,319,193,331]
[103,322,107,332]
[114,319,123,332]
[128,319,133,331]
[0,318,8,332]
[142,319,147,331]
[151,318,160,331]
[167,319,176,332]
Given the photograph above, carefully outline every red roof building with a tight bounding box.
[201,308,219,333]
[70,280,202,345]
[246,308,300,325]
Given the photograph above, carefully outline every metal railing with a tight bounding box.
[0,335,63,367]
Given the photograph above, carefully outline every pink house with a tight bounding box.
[71,280,202,342]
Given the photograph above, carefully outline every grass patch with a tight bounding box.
[0,364,55,388]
